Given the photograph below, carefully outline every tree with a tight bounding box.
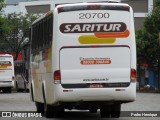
[0,0,5,12]
[0,0,6,38]
[136,0,160,90]
[0,16,9,36]
[136,0,160,68]
[0,13,38,60]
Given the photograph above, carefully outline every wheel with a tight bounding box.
[42,84,64,118]
[42,86,54,118]
[44,104,54,118]
[100,105,111,118]
[110,103,121,118]
[35,102,44,114]
[54,106,65,118]
[44,104,64,118]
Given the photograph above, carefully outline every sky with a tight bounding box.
[6,0,33,5]
[2,6,21,14]
[2,0,28,14]
[4,0,49,14]
[6,0,50,5]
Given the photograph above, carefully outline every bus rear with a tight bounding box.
[29,0,137,118]
[53,2,136,118]
[0,54,15,93]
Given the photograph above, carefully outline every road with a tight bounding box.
[0,92,160,120]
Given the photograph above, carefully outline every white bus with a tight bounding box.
[30,1,136,118]
[0,54,15,93]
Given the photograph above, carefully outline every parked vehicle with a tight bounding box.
[0,54,15,93]
[14,61,29,92]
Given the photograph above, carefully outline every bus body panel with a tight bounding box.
[0,54,15,92]
[31,47,53,103]
[53,3,136,103]
[53,83,136,103]
[30,2,136,115]
[60,47,131,84]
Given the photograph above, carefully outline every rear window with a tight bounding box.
[58,4,130,13]
[0,61,12,69]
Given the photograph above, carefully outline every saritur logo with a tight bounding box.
[60,22,127,33]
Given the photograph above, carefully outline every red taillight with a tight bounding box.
[58,7,63,11]
[54,70,61,84]
[131,68,136,82]
[12,76,15,80]
[123,6,129,9]
[87,5,101,9]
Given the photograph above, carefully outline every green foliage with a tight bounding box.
[136,1,160,68]
[0,13,38,60]
[0,0,5,12]
[0,16,11,51]
[154,0,160,8]
[0,0,6,44]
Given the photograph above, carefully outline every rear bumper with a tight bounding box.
[0,81,14,88]
[53,83,136,104]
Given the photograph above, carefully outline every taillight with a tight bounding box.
[87,5,101,9]
[58,7,63,11]
[123,6,130,9]
[54,70,61,84]
[12,76,15,80]
[130,68,136,82]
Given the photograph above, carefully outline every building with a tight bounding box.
[5,0,153,29]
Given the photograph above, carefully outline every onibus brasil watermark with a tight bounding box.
[1,111,160,118]
[1,112,42,118]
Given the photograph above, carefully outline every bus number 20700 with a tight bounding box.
[79,13,110,19]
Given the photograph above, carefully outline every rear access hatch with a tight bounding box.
[60,46,130,88]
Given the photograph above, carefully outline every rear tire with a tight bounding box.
[110,103,121,118]
[44,104,54,118]
[100,104,121,118]
[42,84,64,118]
[54,106,65,118]
[44,104,65,118]
[35,102,44,114]
[42,84,54,118]
[100,105,111,118]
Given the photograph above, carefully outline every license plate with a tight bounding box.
[89,83,103,88]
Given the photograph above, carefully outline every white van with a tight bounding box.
[30,1,136,118]
[0,54,15,93]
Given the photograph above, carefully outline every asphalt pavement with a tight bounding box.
[0,92,160,120]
